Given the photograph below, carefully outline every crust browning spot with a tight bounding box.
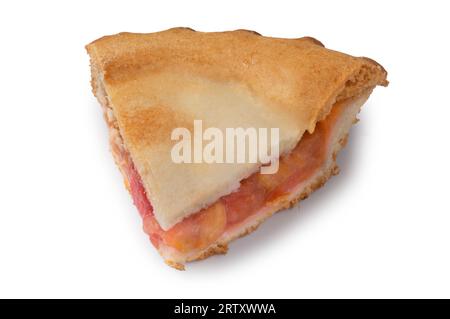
[300,36,325,47]
[168,27,196,33]
[120,106,191,148]
[234,29,262,36]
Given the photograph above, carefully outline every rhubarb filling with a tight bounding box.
[108,95,351,256]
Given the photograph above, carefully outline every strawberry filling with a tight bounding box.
[120,98,348,254]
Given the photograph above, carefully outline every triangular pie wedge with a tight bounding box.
[86,28,388,270]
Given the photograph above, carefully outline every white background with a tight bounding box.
[0,0,449,298]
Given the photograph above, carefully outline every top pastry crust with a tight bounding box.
[86,28,387,230]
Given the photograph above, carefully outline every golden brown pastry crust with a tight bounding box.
[87,28,387,134]
[87,27,387,232]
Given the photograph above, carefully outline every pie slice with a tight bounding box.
[86,28,388,269]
